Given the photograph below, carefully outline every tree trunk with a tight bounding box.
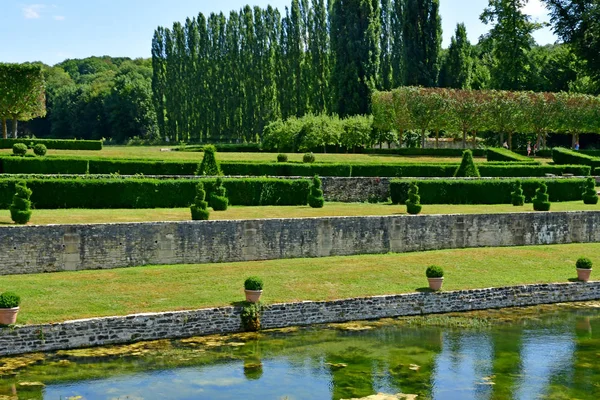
[435,130,439,149]
[508,132,513,150]
[536,132,542,151]
[572,132,577,149]
[1,119,6,139]
[421,129,426,148]
[472,131,477,149]
[12,119,18,139]
[542,133,547,150]
[398,129,404,148]
[500,132,504,147]
[462,130,467,148]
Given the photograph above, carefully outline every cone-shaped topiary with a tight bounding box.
[511,180,525,206]
[406,181,422,215]
[582,177,599,205]
[197,145,223,176]
[454,149,480,177]
[210,177,229,211]
[190,182,210,220]
[533,182,551,211]
[10,181,32,224]
[308,175,325,208]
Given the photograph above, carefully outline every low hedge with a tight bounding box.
[363,148,487,157]
[390,178,586,205]
[0,138,102,150]
[487,148,538,163]
[0,178,309,209]
[175,143,262,153]
[88,159,198,175]
[553,148,600,169]
[513,149,553,158]
[0,157,89,174]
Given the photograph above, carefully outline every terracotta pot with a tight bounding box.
[245,290,263,303]
[0,307,19,325]
[577,268,592,282]
[428,277,444,291]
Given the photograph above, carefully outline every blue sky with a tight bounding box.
[0,0,556,66]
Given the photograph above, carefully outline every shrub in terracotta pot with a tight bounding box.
[426,266,444,291]
[244,276,264,303]
[576,257,592,282]
[0,292,21,325]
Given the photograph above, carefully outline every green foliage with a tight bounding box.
[240,301,262,332]
[487,148,537,163]
[33,144,47,157]
[277,154,288,163]
[454,150,481,177]
[511,180,525,206]
[0,292,20,309]
[303,152,316,164]
[576,257,593,270]
[0,139,102,150]
[406,181,422,215]
[210,178,229,211]
[441,23,472,89]
[582,177,599,205]
[404,0,442,87]
[190,182,210,221]
[426,265,444,278]
[244,276,264,291]
[12,143,27,156]
[9,181,32,224]
[197,145,223,176]
[533,183,551,211]
[308,175,325,208]
[364,148,487,157]
[553,148,600,170]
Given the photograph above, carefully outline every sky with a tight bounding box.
[0,0,557,66]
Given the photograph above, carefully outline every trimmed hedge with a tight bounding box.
[363,148,487,157]
[487,148,538,163]
[390,178,586,205]
[553,148,600,169]
[0,178,309,209]
[513,149,553,158]
[0,138,102,150]
[175,143,262,153]
[0,157,89,174]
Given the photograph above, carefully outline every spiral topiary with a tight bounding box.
[582,177,599,205]
[308,175,325,208]
[454,149,480,177]
[190,182,210,220]
[210,177,229,211]
[533,182,551,211]
[10,181,33,224]
[197,145,223,176]
[406,181,422,215]
[511,180,525,206]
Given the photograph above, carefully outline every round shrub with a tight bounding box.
[426,265,444,278]
[277,153,288,163]
[0,292,21,309]
[244,276,264,291]
[12,143,28,156]
[33,144,47,156]
[576,257,593,270]
[303,152,316,163]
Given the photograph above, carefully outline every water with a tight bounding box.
[1,302,599,400]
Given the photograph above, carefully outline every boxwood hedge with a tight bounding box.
[486,148,538,163]
[553,148,600,169]
[0,138,102,150]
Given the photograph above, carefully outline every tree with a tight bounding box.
[309,0,331,113]
[390,0,405,87]
[0,64,46,138]
[379,0,393,90]
[441,23,473,89]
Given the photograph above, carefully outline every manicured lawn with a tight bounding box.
[1,242,597,325]
[0,201,597,225]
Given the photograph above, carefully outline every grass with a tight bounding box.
[1,242,597,325]
[0,201,597,225]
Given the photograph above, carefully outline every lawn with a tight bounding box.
[0,201,597,225]
[1,242,597,325]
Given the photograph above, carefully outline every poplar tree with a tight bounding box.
[151,28,168,140]
[309,0,330,113]
[390,0,405,87]
[441,23,473,89]
[379,0,393,90]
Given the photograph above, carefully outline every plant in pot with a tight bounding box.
[426,265,444,291]
[0,292,21,325]
[244,276,264,303]
[576,257,592,282]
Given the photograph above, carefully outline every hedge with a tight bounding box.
[363,148,487,157]
[513,149,553,158]
[0,157,89,174]
[486,148,538,163]
[175,143,262,153]
[0,178,310,209]
[390,178,587,205]
[552,148,600,169]
[88,159,198,175]
[0,139,102,150]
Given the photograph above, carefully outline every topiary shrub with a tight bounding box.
[33,144,47,157]
[190,182,210,220]
[303,152,316,163]
[197,145,223,176]
[533,182,551,211]
[244,276,264,291]
[0,292,20,309]
[454,149,480,177]
[582,177,599,205]
[210,177,229,211]
[426,265,444,278]
[12,143,28,157]
[576,257,592,269]
[277,153,288,163]
[406,181,422,215]
[511,180,525,206]
[308,175,325,208]
[10,181,33,224]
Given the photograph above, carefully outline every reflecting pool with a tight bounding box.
[1,302,599,399]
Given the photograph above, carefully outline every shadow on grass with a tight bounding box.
[0,222,13,225]
[416,287,435,293]
[568,278,584,283]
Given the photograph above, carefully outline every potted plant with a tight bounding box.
[0,292,21,325]
[244,276,264,303]
[426,266,444,291]
[576,257,593,282]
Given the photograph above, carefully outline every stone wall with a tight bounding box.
[1,211,599,275]
[1,282,599,357]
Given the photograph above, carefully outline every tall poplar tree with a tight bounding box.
[380,0,393,90]
[309,0,330,113]
[390,0,405,87]
[441,23,473,89]
[151,28,168,140]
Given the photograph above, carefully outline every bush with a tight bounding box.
[576,257,593,270]
[454,150,480,177]
[511,180,525,206]
[0,138,102,150]
[240,301,262,332]
[9,181,32,224]
[197,145,223,176]
[487,148,538,163]
[308,175,325,208]
[303,152,316,163]
[406,181,422,215]
[0,157,90,174]
[33,144,47,157]
[364,148,487,157]
[277,153,288,163]
[426,265,444,278]
[244,276,264,291]
[190,182,210,220]
[582,177,599,205]
[533,183,551,211]
[0,292,20,309]
[553,148,600,169]
[12,143,27,156]
[210,177,229,211]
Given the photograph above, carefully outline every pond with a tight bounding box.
[1,302,599,400]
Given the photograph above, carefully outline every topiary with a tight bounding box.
[33,144,47,157]
[406,181,422,215]
[190,182,210,220]
[10,181,32,224]
[454,149,480,177]
[533,182,551,211]
[0,292,20,309]
[210,177,229,211]
[511,180,525,206]
[12,143,27,157]
[277,153,288,163]
[244,276,264,291]
[197,145,223,176]
[303,152,316,163]
[576,257,592,270]
[426,265,444,278]
[308,175,325,208]
[582,177,599,205]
